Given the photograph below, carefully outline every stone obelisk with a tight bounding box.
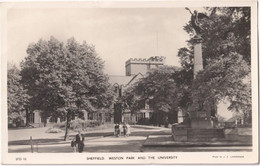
[193,36,203,77]
[191,35,213,129]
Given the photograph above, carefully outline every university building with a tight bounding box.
[109,56,166,124]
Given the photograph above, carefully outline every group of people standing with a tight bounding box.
[70,122,131,153]
[114,122,131,137]
[71,130,85,153]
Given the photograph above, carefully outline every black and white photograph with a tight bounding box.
[1,1,258,165]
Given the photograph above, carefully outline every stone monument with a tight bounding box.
[172,8,223,141]
[185,8,213,129]
[189,35,214,129]
[193,36,203,76]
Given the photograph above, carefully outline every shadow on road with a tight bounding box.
[131,125,169,129]
[81,132,114,137]
[129,131,170,137]
[9,138,65,146]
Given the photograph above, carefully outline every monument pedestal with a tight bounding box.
[190,110,213,129]
[172,124,224,142]
[191,118,213,129]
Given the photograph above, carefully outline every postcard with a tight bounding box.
[1,0,258,164]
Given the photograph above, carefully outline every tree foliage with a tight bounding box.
[192,53,250,114]
[124,66,181,114]
[179,7,250,67]
[7,64,30,123]
[178,7,251,122]
[20,37,114,138]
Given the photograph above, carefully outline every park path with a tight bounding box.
[8,125,171,153]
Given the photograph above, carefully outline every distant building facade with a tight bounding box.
[109,56,166,124]
[125,56,165,76]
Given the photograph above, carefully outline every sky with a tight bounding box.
[6,7,234,119]
[7,7,194,75]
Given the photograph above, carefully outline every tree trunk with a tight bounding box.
[43,118,47,127]
[43,116,47,127]
[64,113,70,141]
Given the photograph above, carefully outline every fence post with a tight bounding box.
[36,142,38,153]
[30,136,33,153]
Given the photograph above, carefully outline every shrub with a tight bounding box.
[70,119,85,130]
[85,120,101,128]
[8,116,25,128]
[53,122,66,129]
[70,119,101,131]
[52,119,102,131]
[46,127,63,133]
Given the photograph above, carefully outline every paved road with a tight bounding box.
[8,125,171,153]
[8,125,251,153]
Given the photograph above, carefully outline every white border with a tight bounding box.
[1,1,258,164]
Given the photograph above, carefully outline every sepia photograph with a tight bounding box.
[1,1,258,165]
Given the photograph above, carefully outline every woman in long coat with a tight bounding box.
[75,130,85,153]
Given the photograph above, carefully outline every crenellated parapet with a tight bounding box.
[125,56,165,66]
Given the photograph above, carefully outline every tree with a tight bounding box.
[180,7,250,67]
[21,37,114,140]
[204,7,250,65]
[124,66,181,125]
[7,64,30,127]
[192,53,251,121]
[177,7,251,122]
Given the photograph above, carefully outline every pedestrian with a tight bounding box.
[75,130,84,153]
[70,138,77,153]
[126,122,131,137]
[123,122,127,137]
[114,123,119,137]
[184,112,191,127]
[119,122,123,137]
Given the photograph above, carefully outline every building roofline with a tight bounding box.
[126,72,144,86]
[125,56,165,66]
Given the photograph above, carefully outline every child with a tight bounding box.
[71,138,77,153]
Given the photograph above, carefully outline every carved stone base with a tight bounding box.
[172,124,188,141]
[172,124,225,142]
[191,118,213,129]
